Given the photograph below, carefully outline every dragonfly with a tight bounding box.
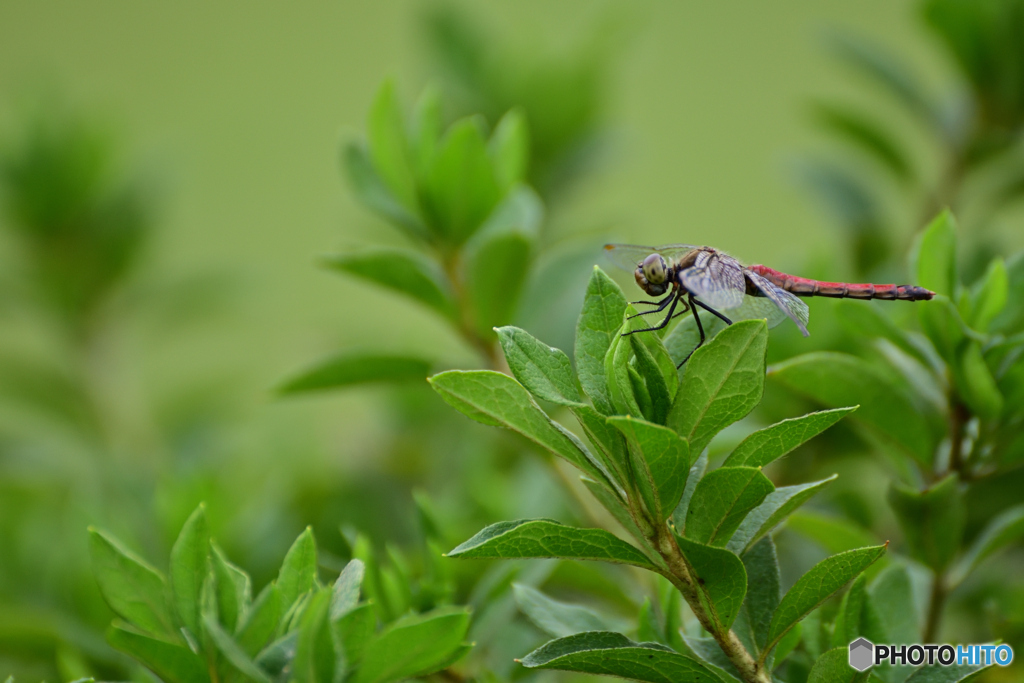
[604,243,934,366]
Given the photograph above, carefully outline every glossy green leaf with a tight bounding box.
[322,248,456,321]
[728,476,838,554]
[970,257,1008,331]
[888,476,964,572]
[496,325,581,405]
[807,647,869,683]
[513,583,612,637]
[428,370,609,483]
[331,559,365,620]
[630,333,672,424]
[663,313,729,369]
[279,353,431,394]
[684,467,774,547]
[88,528,174,639]
[422,116,501,245]
[764,545,887,655]
[292,590,335,683]
[211,542,251,634]
[237,584,282,657]
[277,527,318,612]
[813,103,914,183]
[830,575,867,648]
[575,266,629,415]
[668,320,769,456]
[736,537,780,657]
[334,602,375,667]
[520,631,724,683]
[724,408,857,468]
[608,416,690,522]
[489,108,529,191]
[912,210,958,297]
[169,504,209,636]
[202,615,271,683]
[447,519,658,570]
[950,504,1024,586]
[769,352,936,468]
[675,534,747,632]
[353,606,471,683]
[603,306,646,418]
[367,81,417,213]
[342,142,429,243]
[955,342,1003,419]
[107,625,209,683]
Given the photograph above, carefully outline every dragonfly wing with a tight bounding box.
[680,251,746,311]
[743,270,810,336]
[603,243,701,272]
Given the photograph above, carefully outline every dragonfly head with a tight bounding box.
[635,253,671,296]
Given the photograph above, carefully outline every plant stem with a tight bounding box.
[440,249,504,372]
[651,525,771,683]
[923,571,947,643]
[948,400,969,478]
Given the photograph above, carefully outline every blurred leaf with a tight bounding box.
[919,296,969,364]
[410,87,441,179]
[464,186,541,335]
[889,475,965,573]
[904,661,994,682]
[520,631,722,682]
[343,142,430,243]
[950,503,1024,586]
[672,450,709,531]
[830,575,867,648]
[955,342,1003,418]
[202,615,271,683]
[89,528,175,639]
[764,545,887,655]
[334,602,375,667]
[668,320,769,456]
[773,622,802,667]
[448,519,657,569]
[254,632,298,679]
[422,116,501,245]
[497,326,581,405]
[675,534,747,632]
[608,416,690,522]
[368,81,418,214]
[813,103,914,183]
[807,648,869,683]
[769,352,937,468]
[837,302,937,370]
[575,266,629,415]
[683,467,774,547]
[237,584,282,658]
[428,370,610,484]
[331,559,365,621]
[211,542,251,634]
[912,210,959,298]
[724,407,857,468]
[292,590,335,683]
[862,564,918,650]
[169,504,209,637]
[736,537,781,658]
[488,109,529,191]
[991,251,1024,333]
[107,625,209,683]
[787,511,885,558]
[323,247,456,321]
[512,583,612,637]
[727,476,838,554]
[969,257,1008,331]
[280,353,431,394]
[277,527,318,612]
[353,606,471,683]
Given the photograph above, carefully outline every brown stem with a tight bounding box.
[651,525,772,683]
[923,572,947,643]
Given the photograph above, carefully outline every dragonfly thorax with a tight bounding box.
[635,253,673,296]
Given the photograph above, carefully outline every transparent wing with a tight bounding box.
[680,251,746,310]
[603,243,701,272]
[741,270,810,336]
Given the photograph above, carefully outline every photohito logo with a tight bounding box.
[848,638,1014,671]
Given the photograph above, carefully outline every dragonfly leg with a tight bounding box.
[693,299,733,325]
[627,292,676,319]
[622,292,681,336]
[677,293,706,368]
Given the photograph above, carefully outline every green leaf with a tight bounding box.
[764,545,887,655]
[970,257,1008,331]
[202,615,271,683]
[277,527,318,612]
[675,535,747,632]
[322,247,456,321]
[950,503,1024,586]
[664,313,729,370]
[727,476,838,554]
[608,416,690,522]
[88,528,174,639]
[279,352,431,394]
[769,352,936,468]
[887,475,964,572]
[464,186,541,335]
[410,87,441,180]
[955,342,1003,419]
[513,583,612,637]
[786,511,885,558]
[724,408,857,468]
[422,116,501,245]
[807,648,869,683]
[489,108,529,191]
[107,625,209,683]
[497,325,581,405]
[684,467,774,547]
[448,519,658,570]
[836,302,936,369]
[673,449,709,530]
[630,333,673,424]
[912,210,958,297]
[331,559,365,620]
[342,143,429,243]
[520,631,725,683]
[573,405,631,490]
[292,590,336,683]
[579,477,660,561]
[334,602,375,667]
[813,103,914,183]
[237,584,282,657]
[862,564,918,649]
[680,636,742,681]
[668,320,769,456]
[736,537,780,657]
[773,622,802,666]
[353,607,471,683]
[919,297,968,365]
[211,542,251,634]
[575,266,629,415]
[831,575,867,648]
[902,660,993,681]
[169,504,209,636]
[428,370,609,483]
[367,81,417,214]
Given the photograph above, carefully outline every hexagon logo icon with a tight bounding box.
[849,637,874,672]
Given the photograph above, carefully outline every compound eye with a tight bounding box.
[641,254,668,285]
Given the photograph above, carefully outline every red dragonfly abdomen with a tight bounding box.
[748,265,934,301]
